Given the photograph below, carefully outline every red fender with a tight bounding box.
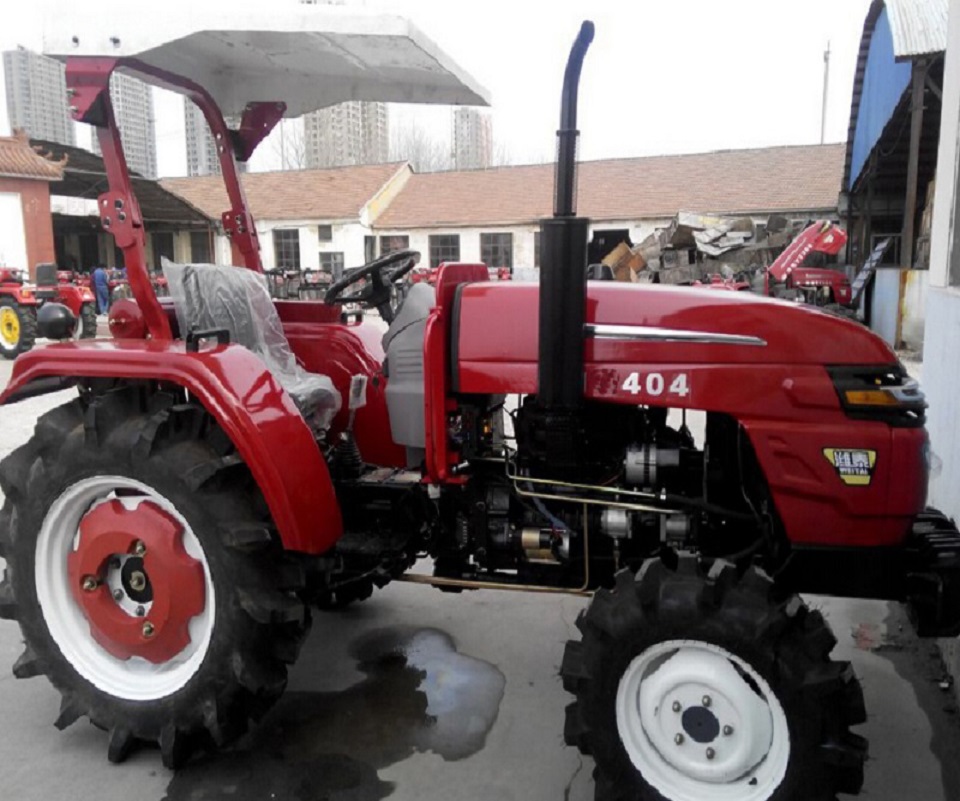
[53,284,96,315]
[0,286,39,305]
[0,340,342,554]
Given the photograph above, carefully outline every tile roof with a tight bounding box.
[0,132,65,181]
[376,144,845,229]
[161,162,408,222]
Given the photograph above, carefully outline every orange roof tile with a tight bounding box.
[0,132,65,181]
[161,162,407,222]
[376,144,845,229]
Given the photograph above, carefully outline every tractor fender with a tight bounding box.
[54,283,95,314]
[1,286,39,305]
[0,339,342,554]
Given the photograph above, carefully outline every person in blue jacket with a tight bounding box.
[92,266,110,315]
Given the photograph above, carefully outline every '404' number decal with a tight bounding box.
[621,371,691,398]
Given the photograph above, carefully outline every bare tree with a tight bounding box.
[271,118,308,170]
[491,138,514,168]
[390,121,452,173]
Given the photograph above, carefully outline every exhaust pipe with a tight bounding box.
[537,21,594,412]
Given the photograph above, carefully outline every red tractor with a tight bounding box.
[0,266,38,359]
[0,264,96,359]
[0,17,954,801]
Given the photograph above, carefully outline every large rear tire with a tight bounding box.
[0,390,310,768]
[79,302,97,339]
[562,557,867,801]
[0,297,37,359]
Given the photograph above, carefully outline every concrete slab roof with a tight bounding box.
[42,7,490,118]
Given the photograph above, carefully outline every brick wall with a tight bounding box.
[0,177,55,279]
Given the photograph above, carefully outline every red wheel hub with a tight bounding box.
[67,499,206,663]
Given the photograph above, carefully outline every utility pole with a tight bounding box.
[820,41,831,144]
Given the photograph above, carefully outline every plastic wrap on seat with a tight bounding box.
[162,258,341,429]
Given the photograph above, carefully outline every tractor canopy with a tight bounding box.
[42,6,491,118]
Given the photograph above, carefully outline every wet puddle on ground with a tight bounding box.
[163,627,506,801]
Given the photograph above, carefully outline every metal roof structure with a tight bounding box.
[843,0,947,192]
[33,139,211,227]
[886,0,948,59]
[42,7,490,119]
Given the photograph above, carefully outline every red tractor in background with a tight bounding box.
[0,14,955,801]
[0,263,96,358]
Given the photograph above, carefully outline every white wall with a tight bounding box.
[253,219,370,271]
[925,0,960,526]
[0,192,27,267]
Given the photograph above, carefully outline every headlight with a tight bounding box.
[828,365,926,426]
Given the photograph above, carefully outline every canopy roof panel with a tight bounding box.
[43,7,490,117]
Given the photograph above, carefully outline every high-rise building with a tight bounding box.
[304,101,389,169]
[91,72,157,178]
[183,99,247,177]
[453,107,493,170]
[3,48,75,146]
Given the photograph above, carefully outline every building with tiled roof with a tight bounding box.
[0,131,65,274]
[160,143,843,275]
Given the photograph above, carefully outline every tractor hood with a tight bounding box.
[452,282,895,396]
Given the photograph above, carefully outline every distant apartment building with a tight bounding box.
[304,101,389,169]
[183,99,247,177]
[453,107,492,170]
[3,48,75,146]
[91,72,157,178]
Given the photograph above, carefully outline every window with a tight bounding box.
[273,229,300,270]
[379,235,409,257]
[151,232,174,271]
[534,231,541,268]
[364,235,376,263]
[319,252,345,279]
[429,234,460,268]
[317,224,333,242]
[481,232,513,270]
[190,231,211,264]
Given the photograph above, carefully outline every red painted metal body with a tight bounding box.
[449,281,925,549]
[0,340,342,554]
[767,221,847,284]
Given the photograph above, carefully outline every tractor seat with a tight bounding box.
[162,258,341,430]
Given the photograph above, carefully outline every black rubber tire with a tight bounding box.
[0,296,37,359]
[79,302,97,339]
[561,557,867,801]
[0,389,310,768]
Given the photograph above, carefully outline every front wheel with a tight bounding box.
[0,297,37,359]
[562,558,867,801]
[0,392,310,767]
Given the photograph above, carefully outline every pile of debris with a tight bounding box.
[600,211,816,285]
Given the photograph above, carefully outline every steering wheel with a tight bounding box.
[324,249,420,323]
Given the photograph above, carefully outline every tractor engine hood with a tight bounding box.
[452,282,895,396]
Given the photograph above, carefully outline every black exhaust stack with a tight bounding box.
[538,21,593,411]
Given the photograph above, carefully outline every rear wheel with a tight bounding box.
[79,302,97,339]
[0,297,37,359]
[562,557,867,801]
[0,391,310,767]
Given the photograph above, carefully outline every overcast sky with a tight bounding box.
[0,0,873,177]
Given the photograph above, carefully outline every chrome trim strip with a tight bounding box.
[584,324,767,347]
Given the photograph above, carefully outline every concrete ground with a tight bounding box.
[1,353,959,801]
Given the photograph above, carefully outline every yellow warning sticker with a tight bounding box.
[823,448,877,486]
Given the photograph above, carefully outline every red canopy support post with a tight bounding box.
[65,57,172,341]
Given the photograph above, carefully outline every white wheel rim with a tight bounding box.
[616,640,790,801]
[35,475,215,701]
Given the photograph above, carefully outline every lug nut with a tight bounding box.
[674,733,684,745]
[702,695,712,708]
[112,588,124,602]
[135,605,145,617]
[109,558,121,570]
[723,725,734,736]
[129,571,146,593]
[132,540,146,556]
[706,747,716,760]
[142,622,155,638]
[81,575,98,592]
[672,701,682,713]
